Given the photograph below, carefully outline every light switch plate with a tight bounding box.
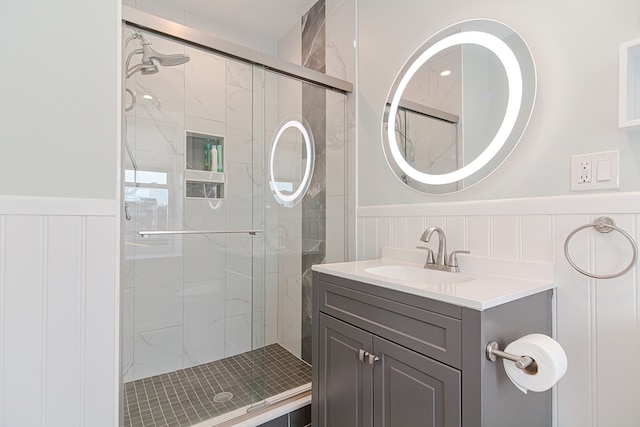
[571,150,620,191]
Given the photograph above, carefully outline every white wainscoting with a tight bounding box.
[0,196,120,427]
[357,192,640,427]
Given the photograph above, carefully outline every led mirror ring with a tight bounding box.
[387,31,523,185]
[269,119,315,207]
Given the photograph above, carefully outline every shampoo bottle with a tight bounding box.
[210,145,218,173]
[216,144,223,172]
[204,143,212,171]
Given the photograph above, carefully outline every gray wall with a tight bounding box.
[358,0,640,205]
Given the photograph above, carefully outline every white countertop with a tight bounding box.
[312,248,555,311]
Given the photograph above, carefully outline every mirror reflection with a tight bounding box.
[382,19,536,194]
[269,117,315,207]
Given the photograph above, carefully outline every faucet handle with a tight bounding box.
[416,246,435,265]
[447,250,471,267]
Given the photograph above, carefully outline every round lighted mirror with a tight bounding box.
[269,117,315,207]
[382,19,536,194]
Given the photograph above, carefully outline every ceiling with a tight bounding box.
[170,0,318,40]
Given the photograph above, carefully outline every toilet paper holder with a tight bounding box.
[486,341,539,374]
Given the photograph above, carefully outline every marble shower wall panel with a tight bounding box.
[134,325,183,380]
[134,256,184,332]
[225,313,252,358]
[182,64,228,367]
[325,0,354,81]
[264,72,280,135]
[125,32,188,380]
[182,278,226,367]
[124,25,274,379]
[275,68,304,357]
[278,203,303,358]
[185,46,226,123]
[226,162,255,230]
[326,0,356,261]
[225,79,254,166]
[302,1,326,74]
[224,59,259,357]
[326,90,346,263]
[301,0,327,364]
[265,272,279,345]
[279,250,303,357]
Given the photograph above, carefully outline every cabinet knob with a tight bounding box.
[358,349,367,362]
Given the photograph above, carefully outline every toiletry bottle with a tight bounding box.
[217,144,223,172]
[204,143,212,171]
[210,145,218,173]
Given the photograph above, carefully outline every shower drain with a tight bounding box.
[213,391,234,403]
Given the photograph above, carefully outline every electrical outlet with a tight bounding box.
[571,151,620,191]
[578,160,592,183]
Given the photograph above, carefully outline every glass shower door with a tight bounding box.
[247,63,348,411]
[122,22,347,426]
[122,27,268,426]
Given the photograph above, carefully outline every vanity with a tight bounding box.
[311,248,556,427]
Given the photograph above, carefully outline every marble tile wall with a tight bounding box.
[122,0,353,381]
[301,0,327,364]
[274,0,353,362]
[122,29,273,381]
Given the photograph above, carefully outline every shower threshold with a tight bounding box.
[124,343,311,427]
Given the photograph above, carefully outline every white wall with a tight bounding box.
[358,0,640,205]
[357,194,640,426]
[356,1,640,426]
[0,1,121,426]
[0,1,119,199]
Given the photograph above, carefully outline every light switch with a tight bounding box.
[596,160,611,182]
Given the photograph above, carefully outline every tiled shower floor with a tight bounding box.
[124,344,311,427]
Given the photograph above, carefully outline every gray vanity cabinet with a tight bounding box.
[317,313,373,427]
[318,313,461,427]
[312,271,553,427]
[373,333,461,427]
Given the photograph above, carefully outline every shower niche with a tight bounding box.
[185,131,225,199]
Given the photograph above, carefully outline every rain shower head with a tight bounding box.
[140,38,190,66]
[125,33,190,78]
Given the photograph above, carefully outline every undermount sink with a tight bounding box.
[366,265,475,285]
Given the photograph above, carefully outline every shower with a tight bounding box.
[121,14,348,425]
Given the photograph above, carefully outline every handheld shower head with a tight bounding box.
[125,62,158,78]
[125,33,190,78]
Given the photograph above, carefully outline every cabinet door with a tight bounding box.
[373,336,461,427]
[318,313,373,427]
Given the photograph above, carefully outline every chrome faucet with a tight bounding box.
[418,226,470,272]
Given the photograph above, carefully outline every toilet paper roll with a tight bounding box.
[503,333,567,394]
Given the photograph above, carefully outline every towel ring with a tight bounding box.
[564,216,638,279]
